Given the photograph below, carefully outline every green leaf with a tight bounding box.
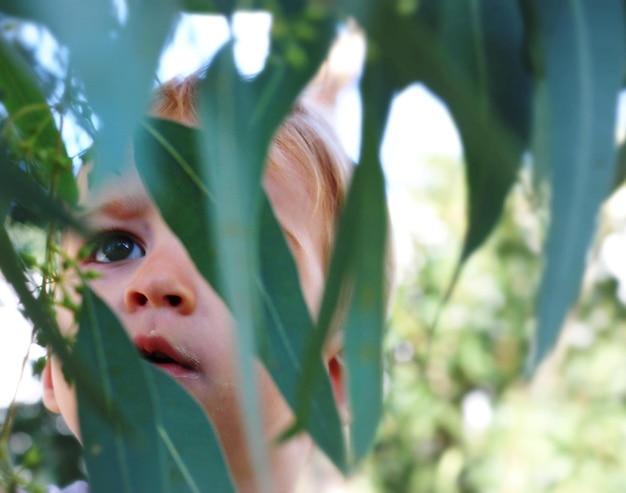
[0,159,83,232]
[179,0,233,13]
[612,138,626,192]
[76,289,167,493]
[76,289,236,493]
[0,189,8,221]
[528,0,626,369]
[276,0,307,17]
[433,0,532,262]
[342,68,390,464]
[256,6,336,139]
[6,0,179,187]
[329,0,526,461]
[298,67,391,467]
[0,35,58,152]
[0,34,77,205]
[195,22,336,483]
[257,197,346,471]
[134,118,221,298]
[347,0,531,271]
[147,365,236,493]
[88,0,179,187]
[390,0,530,264]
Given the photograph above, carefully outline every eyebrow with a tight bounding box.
[83,194,151,222]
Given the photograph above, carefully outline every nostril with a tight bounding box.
[166,295,182,307]
[135,293,148,306]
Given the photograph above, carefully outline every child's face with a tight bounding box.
[42,153,334,492]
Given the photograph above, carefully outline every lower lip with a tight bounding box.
[154,362,199,379]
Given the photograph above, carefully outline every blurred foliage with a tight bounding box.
[358,154,626,492]
[2,403,83,491]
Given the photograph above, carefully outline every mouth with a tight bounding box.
[135,335,199,378]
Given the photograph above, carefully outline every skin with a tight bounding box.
[42,156,343,493]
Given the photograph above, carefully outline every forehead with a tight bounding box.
[73,168,156,240]
[77,154,327,255]
[78,164,146,212]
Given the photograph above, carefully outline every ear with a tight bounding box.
[327,353,344,404]
[326,351,350,425]
[42,358,61,414]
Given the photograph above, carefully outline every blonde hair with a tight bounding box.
[153,73,395,327]
[152,74,353,267]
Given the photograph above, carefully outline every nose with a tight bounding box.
[123,238,197,316]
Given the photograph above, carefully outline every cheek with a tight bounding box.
[56,236,87,337]
[55,272,81,336]
[293,249,325,319]
[85,273,123,311]
[257,366,314,487]
[258,364,295,437]
[56,301,77,338]
[55,264,118,337]
[50,357,81,439]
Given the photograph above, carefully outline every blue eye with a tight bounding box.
[92,233,145,263]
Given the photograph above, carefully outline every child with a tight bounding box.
[40,73,353,493]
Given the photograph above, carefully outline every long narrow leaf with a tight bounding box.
[200,47,274,488]
[343,68,390,463]
[147,365,236,493]
[196,20,338,483]
[257,197,346,471]
[0,34,77,204]
[134,119,221,298]
[0,160,83,232]
[528,0,626,369]
[76,288,235,493]
[5,0,178,187]
[76,290,167,493]
[297,66,391,467]
[431,0,532,263]
[342,0,531,332]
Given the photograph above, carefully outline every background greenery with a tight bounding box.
[2,1,626,492]
[360,157,626,493]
